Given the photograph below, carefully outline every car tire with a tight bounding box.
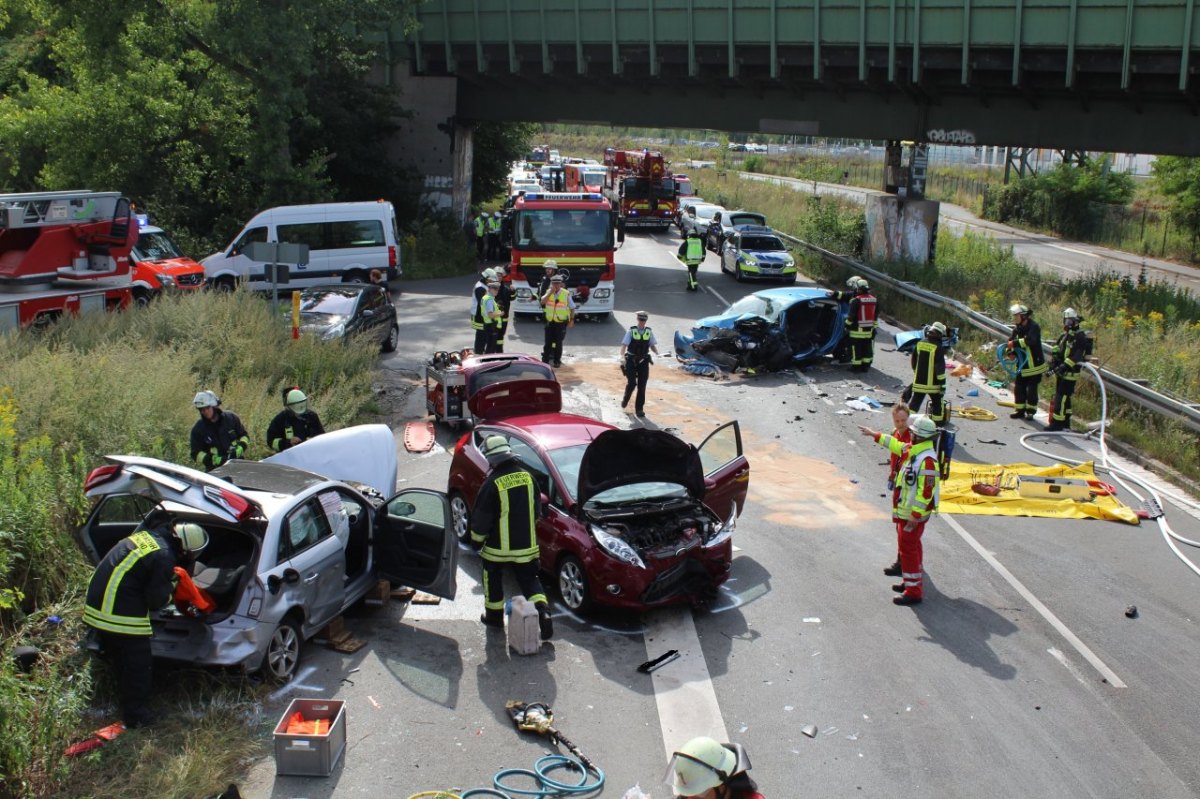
[215,276,236,293]
[382,324,399,353]
[342,271,367,284]
[556,554,592,613]
[260,616,302,683]
[132,288,153,308]
[735,263,746,283]
[450,491,471,544]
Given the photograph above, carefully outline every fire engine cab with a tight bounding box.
[0,190,136,332]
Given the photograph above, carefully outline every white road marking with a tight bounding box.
[793,367,835,405]
[704,283,731,307]
[942,514,1127,688]
[1048,647,1093,689]
[645,608,729,755]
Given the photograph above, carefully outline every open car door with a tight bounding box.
[375,488,458,600]
[698,421,750,518]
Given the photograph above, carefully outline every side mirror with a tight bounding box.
[539,492,550,507]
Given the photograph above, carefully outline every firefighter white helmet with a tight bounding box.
[482,435,512,460]
[285,388,307,413]
[927,321,947,338]
[911,415,938,439]
[856,277,870,291]
[1010,303,1030,317]
[172,522,209,554]
[482,268,498,281]
[847,275,863,289]
[1063,307,1081,321]
[665,737,738,797]
[542,259,558,271]
[193,390,220,409]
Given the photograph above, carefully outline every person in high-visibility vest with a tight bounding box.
[1007,303,1048,419]
[665,736,764,799]
[619,310,660,418]
[470,268,497,353]
[469,435,554,639]
[1047,307,1090,432]
[84,511,209,726]
[481,280,504,353]
[899,322,949,426]
[830,276,878,372]
[676,229,705,290]
[474,211,488,260]
[267,387,326,452]
[540,272,575,367]
[859,414,941,606]
[494,263,514,353]
[486,212,502,260]
[189,390,249,471]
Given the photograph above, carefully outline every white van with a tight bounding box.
[202,201,401,291]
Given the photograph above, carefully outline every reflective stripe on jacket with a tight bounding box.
[877,436,940,521]
[469,459,540,563]
[627,326,653,357]
[911,340,946,394]
[84,530,176,636]
[1053,329,1088,382]
[544,289,571,322]
[1011,320,1048,377]
[851,294,877,336]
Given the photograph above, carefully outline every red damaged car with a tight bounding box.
[446,368,749,612]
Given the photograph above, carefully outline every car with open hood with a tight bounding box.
[718,226,797,283]
[75,425,457,681]
[674,287,850,374]
[446,378,749,612]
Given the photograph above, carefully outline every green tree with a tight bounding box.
[1152,156,1200,251]
[472,121,538,205]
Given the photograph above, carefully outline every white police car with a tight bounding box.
[719,225,797,283]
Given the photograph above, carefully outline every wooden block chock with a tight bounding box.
[364,579,391,607]
[314,616,345,644]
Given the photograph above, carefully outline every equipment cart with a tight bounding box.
[425,362,468,428]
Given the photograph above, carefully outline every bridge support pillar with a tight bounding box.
[863,192,940,265]
[388,67,473,226]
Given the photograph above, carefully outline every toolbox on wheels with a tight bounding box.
[425,363,467,428]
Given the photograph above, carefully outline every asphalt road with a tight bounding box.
[742,172,1200,296]
[241,232,1200,799]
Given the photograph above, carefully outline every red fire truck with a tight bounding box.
[0,190,137,332]
[563,163,609,193]
[602,148,677,230]
[507,192,622,318]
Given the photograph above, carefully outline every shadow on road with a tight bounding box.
[913,579,1019,681]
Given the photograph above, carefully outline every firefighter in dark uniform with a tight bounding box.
[901,322,948,426]
[1007,303,1048,420]
[84,512,209,727]
[189,390,250,472]
[494,263,515,353]
[620,310,659,418]
[469,435,554,639]
[831,276,877,372]
[267,387,326,452]
[1047,307,1089,432]
[677,229,705,291]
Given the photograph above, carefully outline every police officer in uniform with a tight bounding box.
[540,272,576,367]
[1047,307,1089,432]
[481,279,504,353]
[487,211,502,260]
[469,435,554,639]
[267,387,326,452]
[677,229,705,290]
[470,268,497,353]
[1007,303,1048,420]
[189,390,250,472]
[901,322,949,426]
[84,511,209,726]
[620,310,659,418]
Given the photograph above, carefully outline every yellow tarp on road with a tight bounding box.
[940,461,1140,525]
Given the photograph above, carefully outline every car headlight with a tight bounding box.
[591,525,646,569]
[741,254,758,267]
[321,322,346,341]
[516,288,532,299]
[157,273,176,288]
[783,256,795,268]
[705,507,738,548]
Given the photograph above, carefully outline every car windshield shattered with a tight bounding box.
[725,294,782,323]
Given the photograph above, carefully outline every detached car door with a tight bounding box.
[697,421,750,518]
[375,489,458,600]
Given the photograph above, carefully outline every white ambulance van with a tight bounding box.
[202,201,401,291]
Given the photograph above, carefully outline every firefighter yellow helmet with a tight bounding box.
[482,435,512,460]
[665,737,738,797]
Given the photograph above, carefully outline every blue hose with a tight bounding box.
[995,342,1027,380]
[472,755,604,799]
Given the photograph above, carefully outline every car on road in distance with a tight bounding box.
[75,426,457,681]
[705,210,768,252]
[678,202,726,237]
[674,287,849,373]
[294,283,399,352]
[719,226,797,283]
[446,378,749,613]
[674,197,706,231]
[129,219,206,305]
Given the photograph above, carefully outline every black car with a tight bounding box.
[294,284,399,352]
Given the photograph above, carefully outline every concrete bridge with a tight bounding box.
[384,0,1198,216]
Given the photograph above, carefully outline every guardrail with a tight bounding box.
[776,232,1200,435]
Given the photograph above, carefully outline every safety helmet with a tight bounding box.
[193,390,220,409]
[483,268,498,281]
[927,321,947,338]
[481,435,512,460]
[487,280,500,289]
[847,275,863,289]
[636,310,649,321]
[1009,303,1030,317]
[665,737,738,797]
[1063,307,1081,322]
[172,522,209,555]
[494,211,502,218]
[911,414,938,439]
[285,388,307,413]
[543,259,558,270]
[551,273,565,283]
[856,278,870,291]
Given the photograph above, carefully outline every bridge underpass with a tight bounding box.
[385,0,1199,219]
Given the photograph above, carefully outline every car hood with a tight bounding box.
[137,256,204,275]
[297,312,349,333]
[576,428,704,507]
[263,424,397,497]
[742,249,792,263]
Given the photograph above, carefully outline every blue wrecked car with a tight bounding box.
[674,287,850,373]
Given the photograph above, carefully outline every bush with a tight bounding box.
[982,161,1134,239]
[401,213,481,280]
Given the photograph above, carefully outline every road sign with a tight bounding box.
[246,241,309,265]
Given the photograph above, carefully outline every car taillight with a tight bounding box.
[84,464,121,492]
[203,485,255,522]
[388,245,397,268]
